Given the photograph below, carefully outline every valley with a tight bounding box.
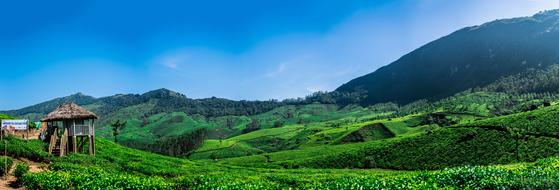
[2,9,559,189]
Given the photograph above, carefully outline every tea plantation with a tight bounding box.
[4,103,559,189]
[12,136,559,189]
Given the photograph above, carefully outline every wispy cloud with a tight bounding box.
[163,60,178,69]
[265,62,288,78]
[159,52,190,70]
[264,55,313,78]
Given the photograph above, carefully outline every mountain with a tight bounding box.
[2,93,98,121]
[1,88,284,121]
[336,10,559,105]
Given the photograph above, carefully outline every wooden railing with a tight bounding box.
[69,125,93,136]
[48,128,58,154]
[60,129,68,156]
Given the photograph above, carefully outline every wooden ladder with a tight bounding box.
[48,128,68,157]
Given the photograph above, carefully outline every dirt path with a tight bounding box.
[0,158,46,190]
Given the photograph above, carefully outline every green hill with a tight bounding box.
[2,88,284,121]
[0,113,14,120]
[220,104,559,170]
[4,135,559,189]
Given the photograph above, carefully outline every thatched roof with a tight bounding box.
[41,103,98,122]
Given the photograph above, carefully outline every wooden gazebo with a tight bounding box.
[42,103,98,156]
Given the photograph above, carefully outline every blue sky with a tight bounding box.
[1,0,558,110]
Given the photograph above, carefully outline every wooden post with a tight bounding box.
[2,128,5,178]
[92,136,95,155]
[88,135,93,155]
[72,136,77,153]
[91,119,95,155]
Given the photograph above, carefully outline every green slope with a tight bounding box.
[232,104,559,170]
[190,113,438,160]
[95,103,396,152]
[6,135,559,189]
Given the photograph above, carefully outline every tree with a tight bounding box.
[147,128,207,157]
[242,119,261,134]
[225,118,234,129]
[273,121,284,128]
[111,120,127,143]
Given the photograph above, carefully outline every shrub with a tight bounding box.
[0,156,13,176]
[13,162,30,178]
[23,169,173,190]
[12,162,30,187]
[0,136,51,162]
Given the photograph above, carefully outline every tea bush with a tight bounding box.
[23,168,173,190]
[0,136,51,162]
[13,162,30,178]
[0,156,13,176]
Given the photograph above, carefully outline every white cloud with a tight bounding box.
[158,52,190,70]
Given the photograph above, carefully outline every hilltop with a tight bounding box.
[2,88,284,120]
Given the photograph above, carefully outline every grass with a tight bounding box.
[94,103,397,150]
[0,123,556,189]
[189,112,436,160]
[14,135,559,189]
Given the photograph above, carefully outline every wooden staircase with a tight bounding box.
[48,128,68,157]
[51,138,61,156]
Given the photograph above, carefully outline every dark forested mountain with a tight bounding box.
[336,10,559,105]
[2,88,284,119]
[2,93,98,117]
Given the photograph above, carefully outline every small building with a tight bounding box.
[41,103,98,156]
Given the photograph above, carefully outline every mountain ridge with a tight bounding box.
[336,9,559,105]
[1,88,285,120]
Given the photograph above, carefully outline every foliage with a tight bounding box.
[242,119,261,134]
[0,156,13,176]
[0,113,15,120]
[482,65,559,94]
[12,121,559,189]
[13,162,30,179]
[13,162,30,187]
[0,136,51,162]
[111,120,127,143]
[147,128,207,157]
[23,168,172,190]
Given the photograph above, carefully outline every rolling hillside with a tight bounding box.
[3,133,559,189]
[6,105,559,189]
[217,103,559,170]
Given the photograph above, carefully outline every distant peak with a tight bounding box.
[535,9,559,16]
[148,88,175,94]
[67,92,92,98]
[533,9,559,20]
[143,88,187,99]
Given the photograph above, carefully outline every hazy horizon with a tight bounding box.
[2,0,559,110]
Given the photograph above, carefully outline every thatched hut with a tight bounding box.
[42,103,98,156]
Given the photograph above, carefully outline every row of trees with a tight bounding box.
[481,65,559,94]
[146,128,208,157]
[283,90,368,106]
